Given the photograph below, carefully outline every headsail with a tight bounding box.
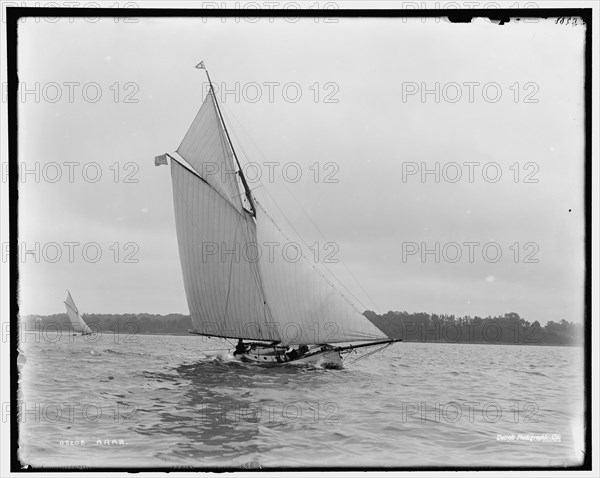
[64,291,93,335]
[254,204,388,345]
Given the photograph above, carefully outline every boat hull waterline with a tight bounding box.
[234,344,344,369]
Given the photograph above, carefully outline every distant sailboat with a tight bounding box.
[156,62,400,368]
[64,291,93,336]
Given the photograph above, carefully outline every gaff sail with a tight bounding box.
[167,69,389,346]
[64,291,93,335]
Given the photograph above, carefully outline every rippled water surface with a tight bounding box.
[18,334,585,468]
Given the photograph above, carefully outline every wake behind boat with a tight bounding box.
[64,290,93,336]
[157,62,400,368]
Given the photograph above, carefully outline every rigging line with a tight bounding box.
[219,105,373,313]
[343,342,392,365]
[224,338,235,348]
[232,182,263,200]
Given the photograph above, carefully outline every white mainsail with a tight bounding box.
[171,160,278,342]
[64,291,93,335]
[170,85,388,346]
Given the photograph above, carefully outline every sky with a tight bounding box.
[5,12,588,324]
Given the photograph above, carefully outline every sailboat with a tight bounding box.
[156,62,400,368]
[64,290,93,336]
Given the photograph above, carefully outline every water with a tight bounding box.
[18,334,585,468]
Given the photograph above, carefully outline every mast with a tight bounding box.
[197,61,257,217]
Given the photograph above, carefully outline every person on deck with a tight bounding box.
[234,339,246,356]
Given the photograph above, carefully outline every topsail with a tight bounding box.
[177,90,245,213]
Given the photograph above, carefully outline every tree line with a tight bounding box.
[365,311,583,346]
[22,310,583,346]
[22,313,193,336]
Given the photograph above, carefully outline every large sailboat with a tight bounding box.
[64,290,93,336]
[156,62,400,368]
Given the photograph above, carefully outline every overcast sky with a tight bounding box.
[11,13,586,324]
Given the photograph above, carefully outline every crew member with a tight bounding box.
[234,339,246,356]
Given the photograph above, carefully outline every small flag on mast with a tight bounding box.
[155,154,168,167]
[196,61,205,69]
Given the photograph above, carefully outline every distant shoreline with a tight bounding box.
[20,310,584,347]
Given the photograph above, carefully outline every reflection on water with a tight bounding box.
[18,334,585,468]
